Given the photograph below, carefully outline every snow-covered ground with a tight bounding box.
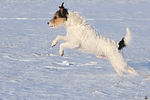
[0,0,150,100]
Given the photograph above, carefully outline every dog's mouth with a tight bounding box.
[51,24,60,28]
[47,22,63,28]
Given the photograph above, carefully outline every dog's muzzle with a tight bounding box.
[47,21,59,28]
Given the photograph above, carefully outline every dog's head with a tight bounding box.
[47,2,68,28]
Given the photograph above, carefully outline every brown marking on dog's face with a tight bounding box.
[47,2,68,28]
[47,12,67,28]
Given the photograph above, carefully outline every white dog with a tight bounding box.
[47,2,138,75]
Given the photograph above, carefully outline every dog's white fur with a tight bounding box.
[50,10,138,75]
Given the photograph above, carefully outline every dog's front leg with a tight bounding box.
[59,41,81,56]
[51,35,67,47]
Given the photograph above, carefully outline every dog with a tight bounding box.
[47,2,138,75]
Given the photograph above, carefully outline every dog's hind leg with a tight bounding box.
[112,65,124,75]
[108,55,139,75]
[107,53,131,75]
[126,66,139,76]
[108,56,125,75]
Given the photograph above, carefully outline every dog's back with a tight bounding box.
[65,11,118,55]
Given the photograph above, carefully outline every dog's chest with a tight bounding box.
[66,27,84,40]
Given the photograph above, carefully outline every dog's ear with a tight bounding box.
[59,2,65,15]
[57,2,68,19]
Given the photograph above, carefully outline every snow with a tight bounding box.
[0,0,150,100]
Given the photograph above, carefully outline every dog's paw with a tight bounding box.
[51,40,58,47]
[59,50,64,57]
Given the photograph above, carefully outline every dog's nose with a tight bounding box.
[47,22,49,25]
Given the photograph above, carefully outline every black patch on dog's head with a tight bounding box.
[57,9,68,18]
[56,2,68,19]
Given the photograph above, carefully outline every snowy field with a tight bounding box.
[0,0,150,100]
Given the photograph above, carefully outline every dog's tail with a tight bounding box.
[118,27,131,50]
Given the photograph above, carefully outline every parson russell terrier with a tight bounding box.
[47,2,138,75]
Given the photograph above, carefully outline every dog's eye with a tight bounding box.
[54,16,57,20]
